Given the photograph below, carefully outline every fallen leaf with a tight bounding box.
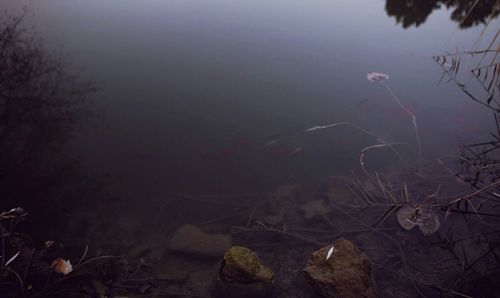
[51,258,73,275]
[397,205,440,235]
[397,206,419,230]
[417,212,440,236]
[326,246,334,261]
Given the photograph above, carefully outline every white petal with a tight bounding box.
[367,72,389,83]
[326,245,334,261]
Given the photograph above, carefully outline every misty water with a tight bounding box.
[2,0,500,297]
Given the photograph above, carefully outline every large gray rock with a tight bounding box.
[167,224,232,257]
[303,238,376,298]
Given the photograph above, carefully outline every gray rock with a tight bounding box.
[303,238,376,298]
[167,224,232,257]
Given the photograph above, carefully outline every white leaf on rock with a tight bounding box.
[326,245,334,261]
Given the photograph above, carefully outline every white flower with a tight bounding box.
[367,72,389,83]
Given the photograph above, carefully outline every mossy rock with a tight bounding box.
[303,238,376,298]
[216,246,274,298]
[220,246,273,283]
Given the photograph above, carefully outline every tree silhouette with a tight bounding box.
[0,10,96,228]
[385,0,499,28]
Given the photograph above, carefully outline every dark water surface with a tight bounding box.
[2,0,500,297]
[4,0,495,196]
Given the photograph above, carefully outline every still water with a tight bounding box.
[2,0,500,297]
[5,0,495,196]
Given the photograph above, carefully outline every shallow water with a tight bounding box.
[2,0,500,297]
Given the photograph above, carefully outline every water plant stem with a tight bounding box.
[381,82,422,168]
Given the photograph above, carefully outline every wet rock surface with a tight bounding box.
[216,246,274,297]
[303,238,376,298]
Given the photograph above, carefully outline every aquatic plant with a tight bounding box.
[230,5,500,296]
[366,71,422,168]
[303,121,409,175]
[0,207,136,298]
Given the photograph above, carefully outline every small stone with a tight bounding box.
[167,224,232,258]
[220,246,273,283]
[303,238,376,298]
[216,246,274,298]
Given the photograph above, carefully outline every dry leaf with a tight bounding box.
[326,246,334,261]
[397,206,419,230]
[397,205,440,235]
[417,212,440,236]
[51,258,73,275]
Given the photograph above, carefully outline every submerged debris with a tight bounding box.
[299,199,329,220]
[303,238,376,298]
[167,224,232,258]
[396,205,440,236]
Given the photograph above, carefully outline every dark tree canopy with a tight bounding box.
[0,10,96,222]
[385,0,500,28]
